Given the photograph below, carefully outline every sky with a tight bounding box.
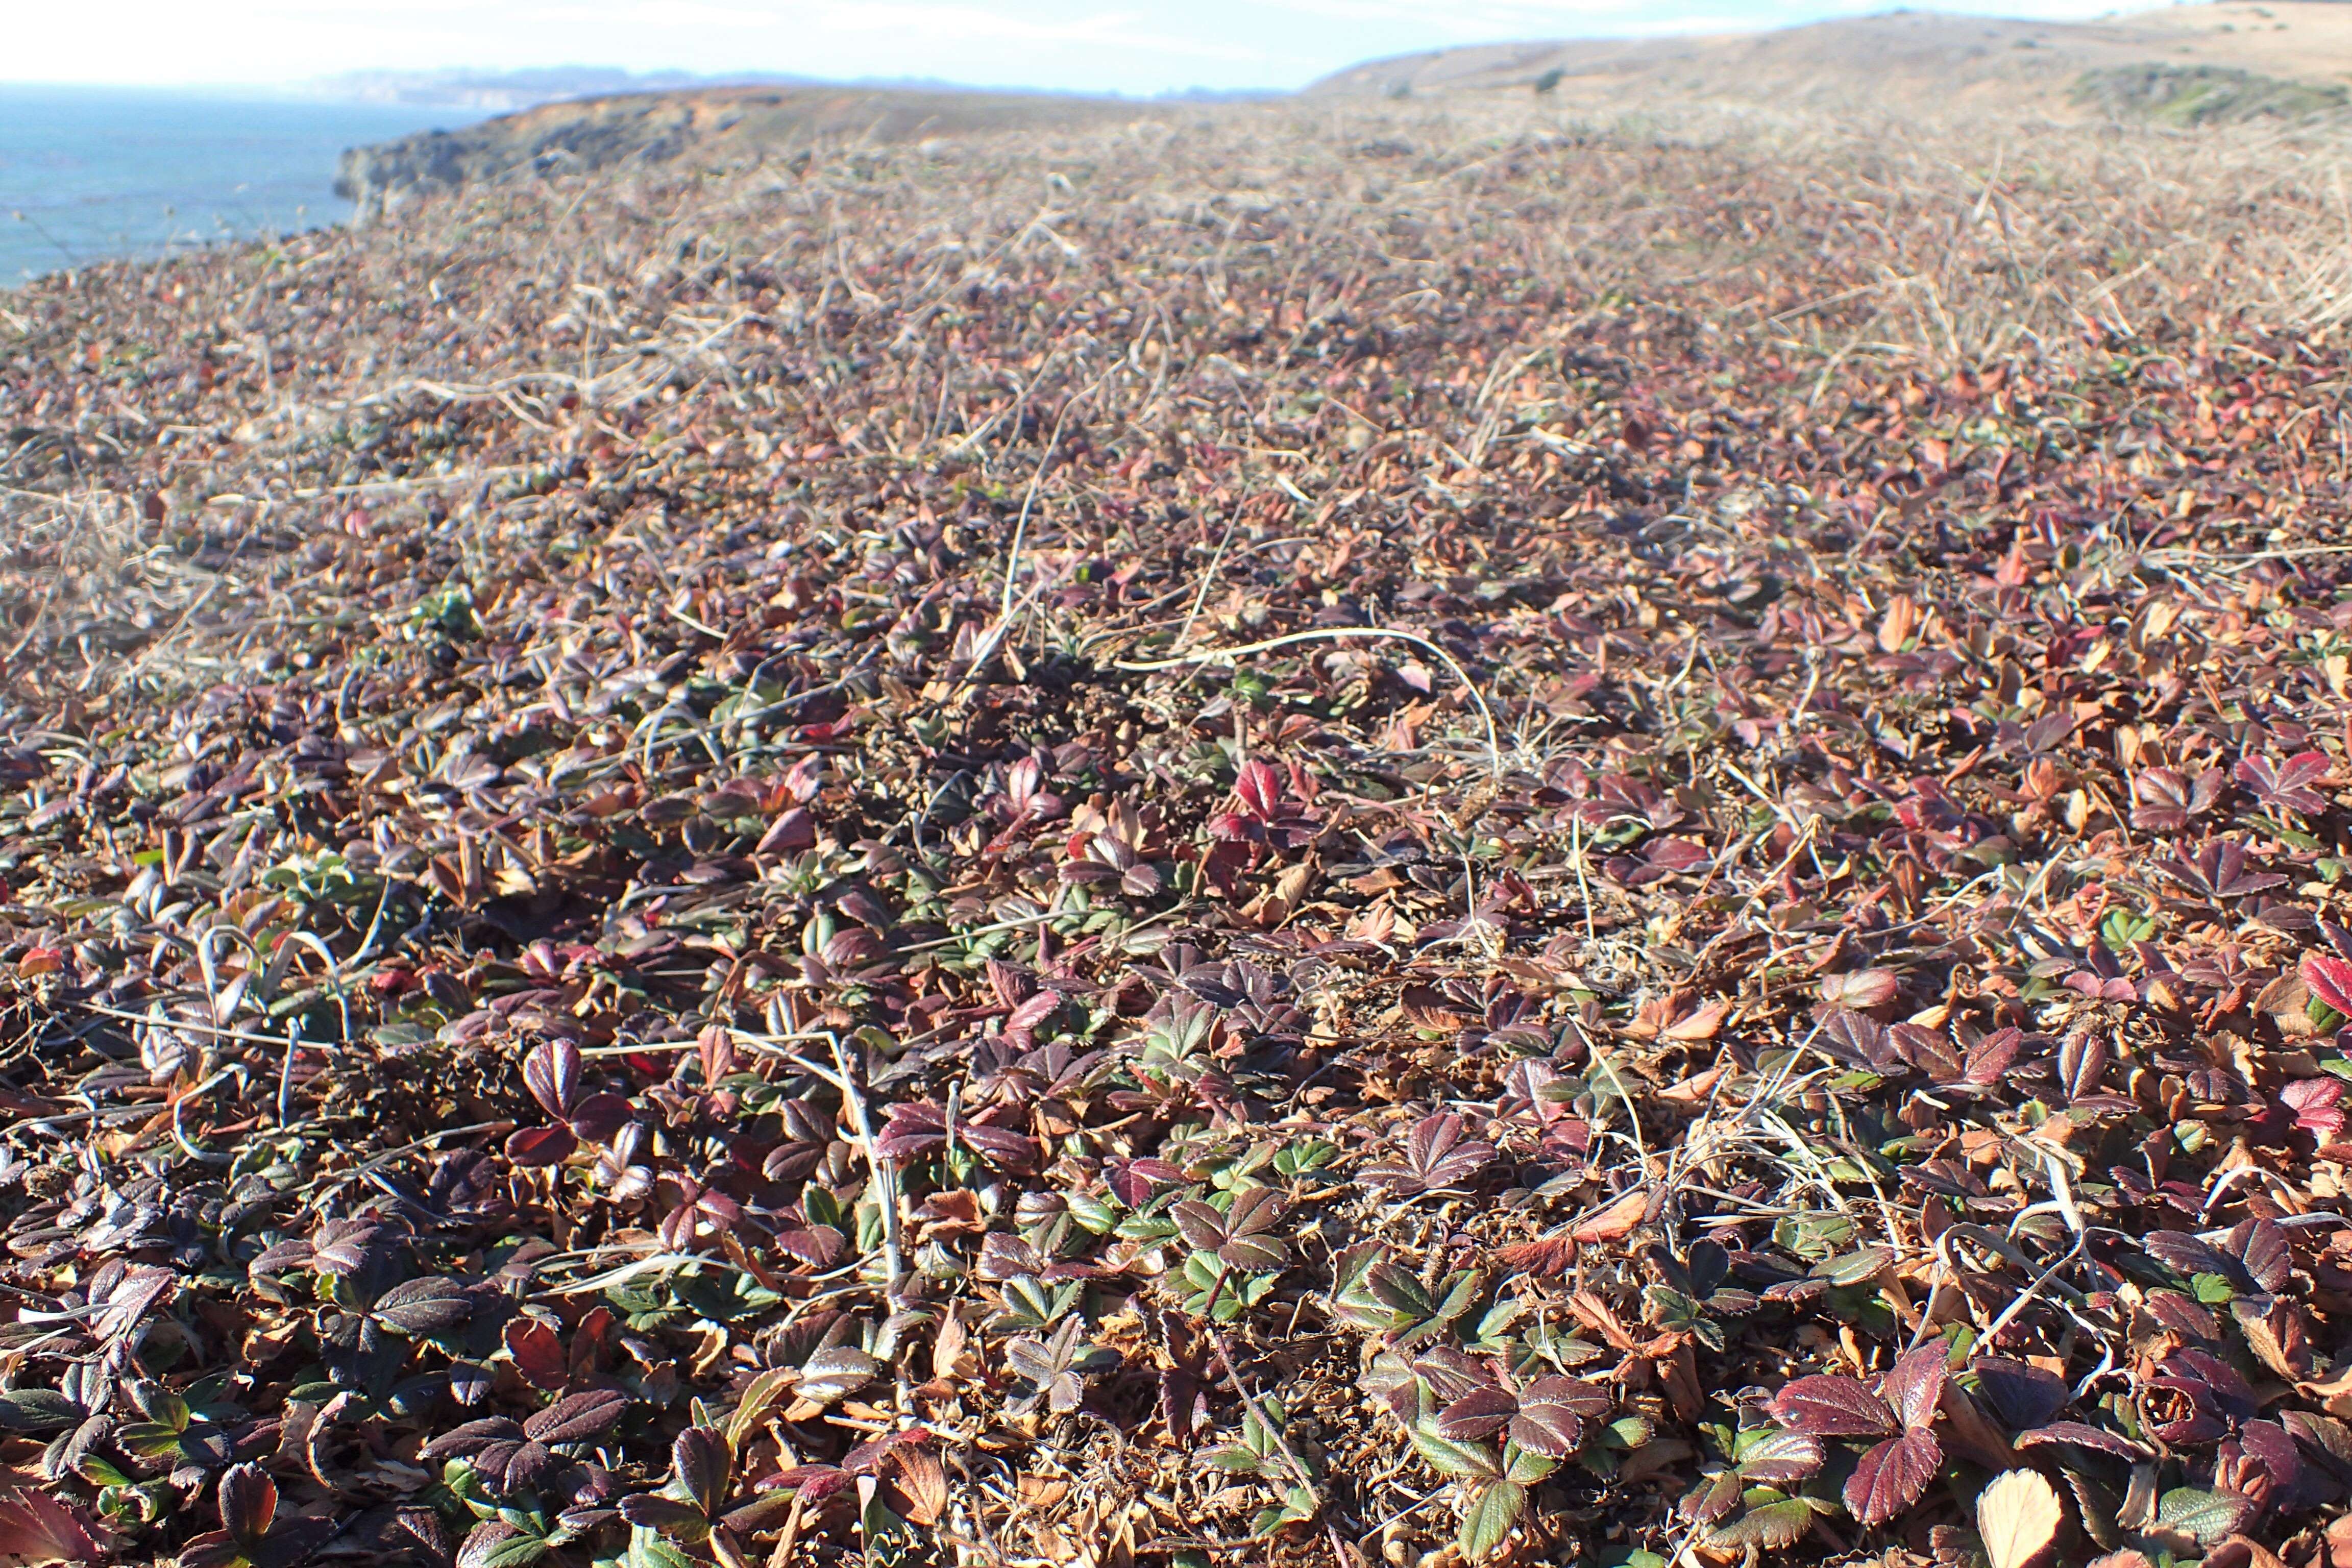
[9,0,2168,97]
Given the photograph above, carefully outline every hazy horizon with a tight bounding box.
[8,0,2172,99]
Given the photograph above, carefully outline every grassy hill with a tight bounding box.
[336,5,2352,218]
[1308,2,2352,121]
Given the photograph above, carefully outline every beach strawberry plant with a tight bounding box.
[8,89,2352,1568]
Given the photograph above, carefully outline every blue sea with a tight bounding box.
[0,86,472,285]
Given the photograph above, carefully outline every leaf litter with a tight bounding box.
[5,97,2352,1567]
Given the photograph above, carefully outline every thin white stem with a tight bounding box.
[1114,626,1503,780]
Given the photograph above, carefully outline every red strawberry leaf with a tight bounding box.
[1844,1427,1940,1525]
[1434,1387,1518,1442]
[504,1316,567,1391]
[524,1387,626,1443]
[2283,1076,2347,1138]
[0,1486,106,1565]
[2015,1421,2152,1460]
[1362,1111,1496,1194]
[1509,1377,1598,1458]
[1880,1343,1949,1431]
[2303,954,2352,1018]
[2238,751,2332,817]
[503,1124,578,1167]
[1767,1375,1896,1438]
[521,1038,581,1120]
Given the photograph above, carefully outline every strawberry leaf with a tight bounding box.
[1843,1427,1940,1525]
[1767,1375,1896,1438]
[1880,1342,1949,1430]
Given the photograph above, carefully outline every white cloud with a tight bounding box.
[799,3,1268,60]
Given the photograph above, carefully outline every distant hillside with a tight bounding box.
[333,4,2352,219]
[1306,2,2352,121]
[336,84,1149,221]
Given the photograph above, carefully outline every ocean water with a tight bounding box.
[0,86,470,285]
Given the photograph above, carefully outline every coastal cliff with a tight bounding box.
[335,3,2352,219]
[335,84,1144,221]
